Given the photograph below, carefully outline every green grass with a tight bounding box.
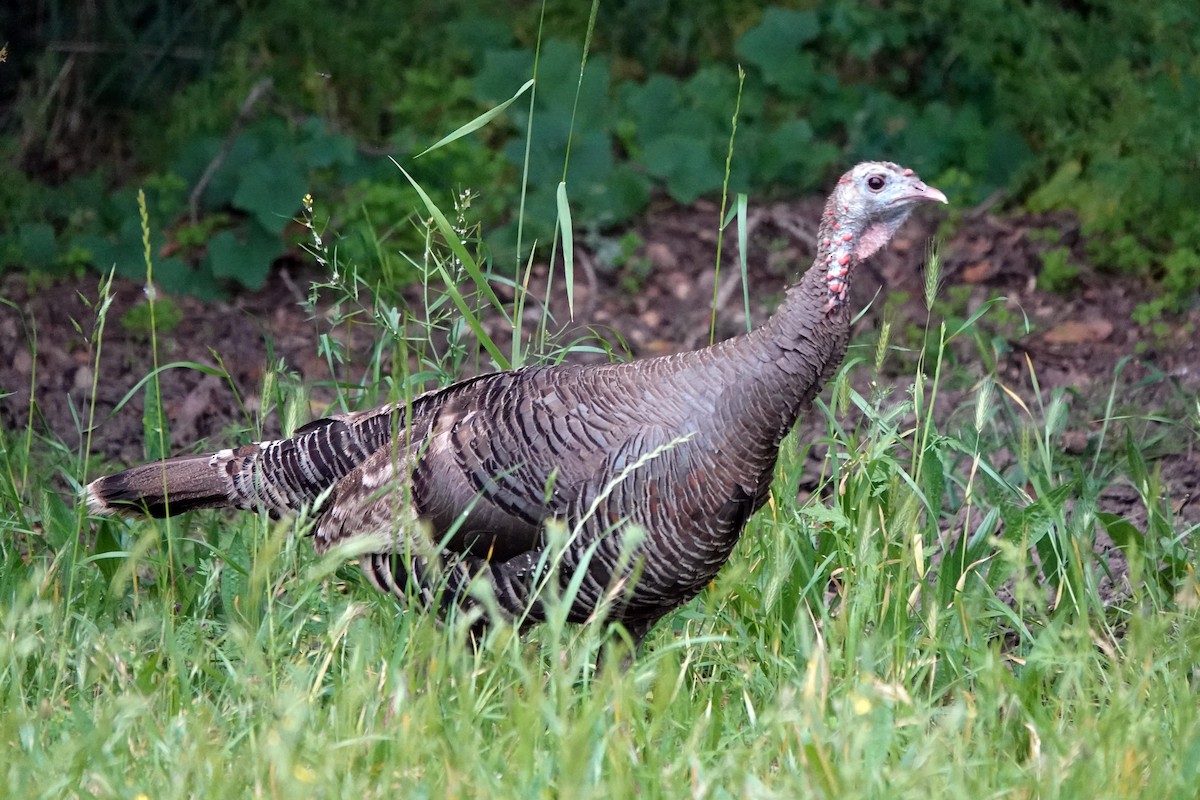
[4,261,1199,796]
[3,411,1199,797]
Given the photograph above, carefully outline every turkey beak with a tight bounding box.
[906,182,948,205]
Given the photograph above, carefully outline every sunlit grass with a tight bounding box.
[3,389,1199,797]
[4,234,1198,795]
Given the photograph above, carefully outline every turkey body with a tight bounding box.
[86,161,946,645]
[338,298,843,633]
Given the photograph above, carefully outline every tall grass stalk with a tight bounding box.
[709,65,746,345]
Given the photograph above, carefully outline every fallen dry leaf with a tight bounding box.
[961,260,997,283]
[1044,319,1114,345]
[645,241,678,271]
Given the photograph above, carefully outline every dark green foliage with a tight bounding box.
[904,0,1200,307]
[473,40,653,253]
[2,0,1199,307]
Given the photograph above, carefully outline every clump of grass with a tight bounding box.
[3,274,1198,794]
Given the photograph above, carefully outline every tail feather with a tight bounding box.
[84,407,403,520]
[86,453,232,518]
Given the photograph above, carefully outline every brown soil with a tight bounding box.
[2,198,1197,603]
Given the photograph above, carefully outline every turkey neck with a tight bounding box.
[718,199,869,437]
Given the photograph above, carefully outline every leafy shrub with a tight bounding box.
[67,117,359,295]
[3,0,1199,308]
[903,0,1200,306]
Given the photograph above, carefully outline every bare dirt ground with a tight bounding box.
[2,198,1197,603]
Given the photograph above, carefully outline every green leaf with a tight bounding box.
[736,9,821,95]
[149,257,203,297]
[221,522,252,625]
[562,129,615,186]
[79,215,189,290]
[641,135,722,203]
[799,503,851,534]
[1097,511,1144,550]
[174,134,263,210]
[736,193,749,331]
[1027,160,1084,214]
[473,48,535,106]
[90,521,122,584]
[756,119,819,184]
[143,377,169,462]
[17,223,56,268]
[534,41,612,128]
[620,75,684,146]
[298,118,358,168]
[921,448,945,534]
[205,225,284,290]
[593,165,651,225]
[231,151,307,234]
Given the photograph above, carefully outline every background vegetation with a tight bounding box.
[2,0,1199,311]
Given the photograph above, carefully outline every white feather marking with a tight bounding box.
[425,429,453,459]
[362,459,395,490]
[83,482,112,514]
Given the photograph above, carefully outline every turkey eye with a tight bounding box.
[867,175,886,191]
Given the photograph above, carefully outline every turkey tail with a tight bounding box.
[86,453,234,518]
[85,409,399,519]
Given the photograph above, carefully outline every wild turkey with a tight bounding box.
[86,161,946,645]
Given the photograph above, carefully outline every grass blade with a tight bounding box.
[416,79,534,157]
[556,181,575,319]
